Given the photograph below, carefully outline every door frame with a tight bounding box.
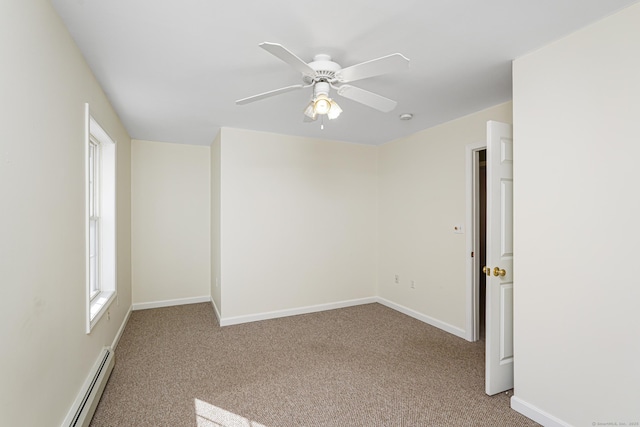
[465,141,486,342]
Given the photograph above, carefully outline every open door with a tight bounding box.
[485,121,514,395]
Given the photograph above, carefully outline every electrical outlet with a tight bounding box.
[107,311,110,321]
[411,280,415,289]
[394,274,400,284]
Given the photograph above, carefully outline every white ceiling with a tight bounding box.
[51,0,638,146]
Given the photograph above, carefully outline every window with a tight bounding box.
[88,139,100,300]
[85,105,117,333]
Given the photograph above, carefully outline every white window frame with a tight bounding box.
[85,104,117,333]
[89,138,101,301]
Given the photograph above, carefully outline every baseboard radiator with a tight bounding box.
[64,347,115,427]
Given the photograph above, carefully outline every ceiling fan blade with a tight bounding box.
[303,114,317,122]
[235,84,304,105]
[337,85,398,112]
[335,53,409,83]
[259,42,315,79]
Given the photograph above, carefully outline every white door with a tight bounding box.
[485,121,514,396]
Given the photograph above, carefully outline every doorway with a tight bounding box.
[478,149,487,340]
[465,142,487,343]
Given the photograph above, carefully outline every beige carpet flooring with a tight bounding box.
[90,303,539,426]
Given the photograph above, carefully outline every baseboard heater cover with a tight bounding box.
[64,347,115,427]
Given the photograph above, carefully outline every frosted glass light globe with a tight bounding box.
[314,96,331,115]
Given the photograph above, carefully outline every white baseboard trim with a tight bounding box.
[210,297,221,325]
[132,296,211,311]
[216,296,467,340]
[511,396,571,427]
[111,305,132,351]
[219,297,378,327]
[375,297,467,339]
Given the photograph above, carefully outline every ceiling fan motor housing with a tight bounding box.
[303,54,342,84]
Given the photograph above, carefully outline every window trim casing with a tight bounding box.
[85,104,117,333]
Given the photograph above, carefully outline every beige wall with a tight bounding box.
[0,1,132,425]
[212,106,513,330]
[378,103,512,333]
[218,128,378,320]
[132,140,210,306]
[512,3,640,425]
[211,132,222,315]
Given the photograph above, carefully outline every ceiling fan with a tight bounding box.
[236,42,410,122]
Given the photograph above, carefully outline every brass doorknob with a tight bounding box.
[493,267,506,277]
[482,266,491,276]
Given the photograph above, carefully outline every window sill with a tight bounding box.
[87,291,116,333]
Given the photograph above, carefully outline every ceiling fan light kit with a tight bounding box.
[236,42,409,125]
[303,81,343,120]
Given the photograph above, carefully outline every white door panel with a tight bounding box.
[485,120,514,395]
[499,284,514,362]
